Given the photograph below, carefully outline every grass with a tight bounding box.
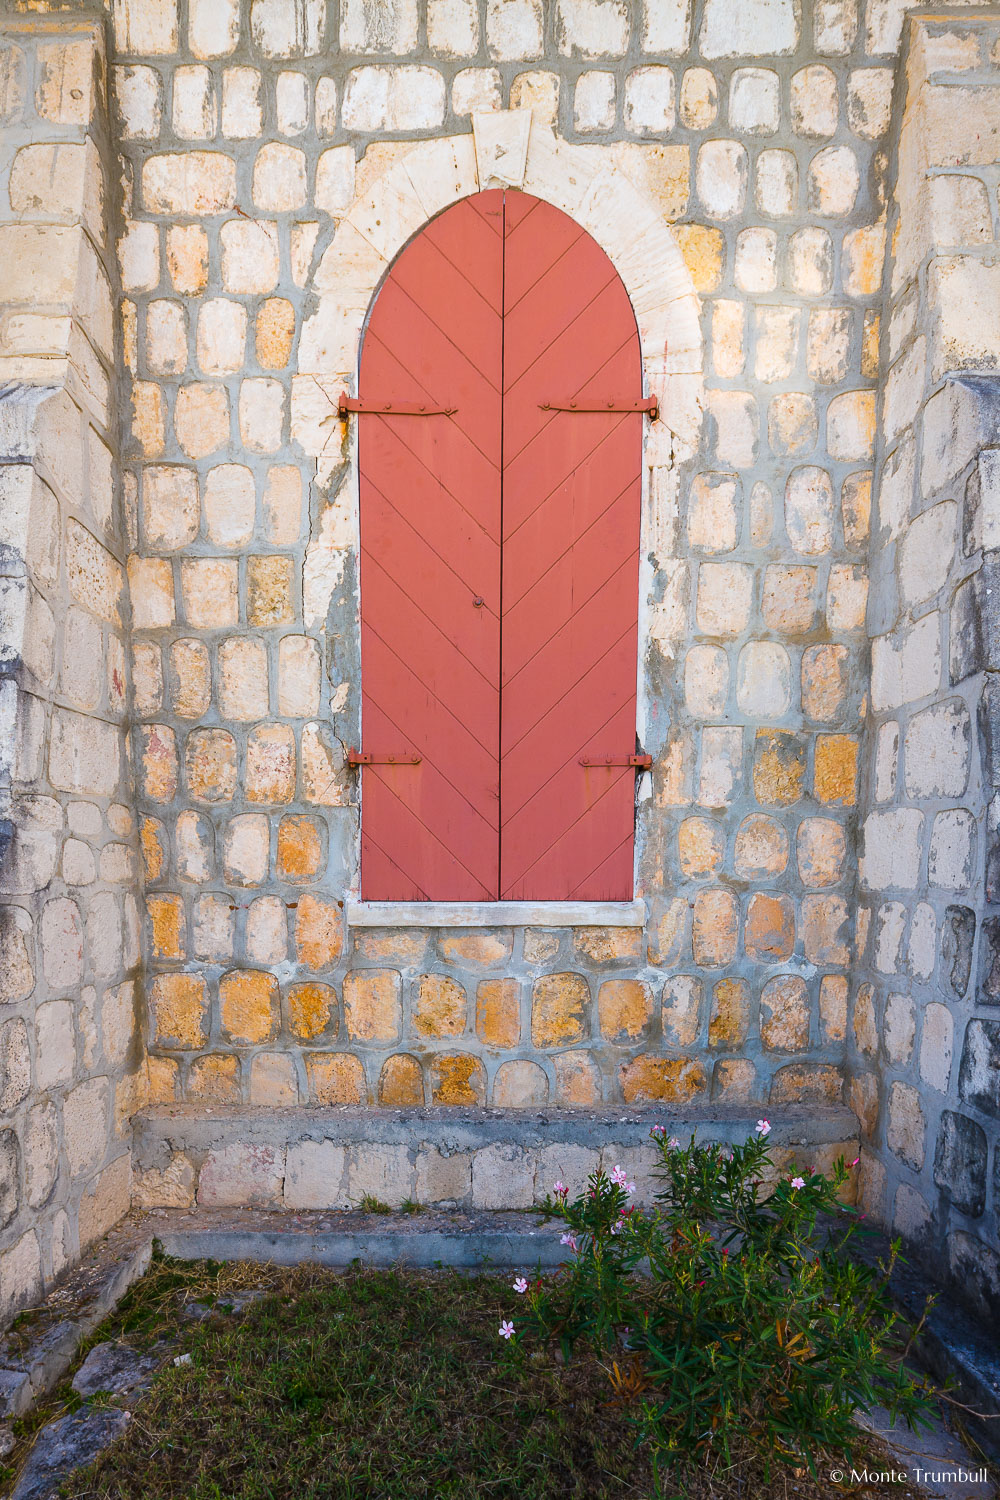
[4,1253,930,1500]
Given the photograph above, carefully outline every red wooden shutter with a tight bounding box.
[357,191,503,899]
[499,193,644,900]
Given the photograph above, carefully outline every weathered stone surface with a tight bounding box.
[72,1343,159,1398]
[10,1407,130,1500]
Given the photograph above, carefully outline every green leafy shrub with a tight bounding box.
[501,1124,933,1493]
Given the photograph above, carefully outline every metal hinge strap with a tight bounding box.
[580,754,653,769]
[338,391,456,418]
[540,397,659,420]
[346,748,421,766]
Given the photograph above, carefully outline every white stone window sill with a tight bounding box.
[345,899,646,927]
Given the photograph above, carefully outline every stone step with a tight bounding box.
[133,1103,860,1212]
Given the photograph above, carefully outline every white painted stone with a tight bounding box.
[315,76,337,133]
[118,221,160,295]
[734,227,777,292]
[342,66,446,131]
[919,1003,953,1092]
[315,146,355,215]
[190,0,240,56]
[114,65,162,140]
[904,700,970,799]
[63,1077,109,1176]
[874,901,906,975]
[249,0,325,57]
[471,1143,536,1208]
[276,70,310,134]
[908,903,937,982]
[884,993,914,1065]
[341,0,418,53]
[197,298,247,376]
[813,0,857,54]
[928,809,974,892]
[696,139,748,219]
[575,71,615,132]
[348,1144,414,1205]
[556,0,629,58]
[199,1143,286,1206]
[253,142,307,210]
[474,108,532,189]
[221,66,262,137]
[755,148,797,216]
[642,0,691,52]
[700,0,799,59]
[729,68,780,134]
[428,0,479,55]
[172,65,216,139]
[874,721,898,802]
[735,641,791,717]
[486,0,544,59]
[623,67,674,136]
[807,145,860,216]
[452,68,503,115]
[859,807,924,891]
[899,501,957,607]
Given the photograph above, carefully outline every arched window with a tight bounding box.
[355,189,646,901]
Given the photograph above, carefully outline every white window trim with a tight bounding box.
[346,899,646,928]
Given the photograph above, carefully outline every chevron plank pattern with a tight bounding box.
[499,193,643,901]
[358,190,642,901]
[358,191,504,899]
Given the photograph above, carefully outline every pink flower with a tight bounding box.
[756,1119,771,1137]
[850,1157,860,1168]
[560,1232,578,1252]
[626,1181,637,1196]
[610,1165,627,1187]
[513,1277,528,1294]
[668,1137,680,1150]
[651,1125,666,1139]
[553,1180,566,1196]
[498,1320,515,1340]
[790,1176,805,1190]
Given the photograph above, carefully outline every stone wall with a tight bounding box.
[0,16,142,1326]
[2,0,1000,1332]
[116,0,891,1124]
[854,11,1000,1319]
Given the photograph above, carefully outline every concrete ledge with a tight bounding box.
[153,1207,566,1271]
[345,899,647,926]
[133,1104,861,1213]
[0,1220,151,1419]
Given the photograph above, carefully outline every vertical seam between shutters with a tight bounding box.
[498,190,507,898]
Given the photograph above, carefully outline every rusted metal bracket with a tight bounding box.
[580,754,653,769]
[540,397,659,420]
[346,748,422,766]
[338,392,456,418]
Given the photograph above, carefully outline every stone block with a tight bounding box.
[531,972,588,1046]
[903,701,970,799]
[223,814,269,886]
[620,1056,706,1103]
[959,1019,1000,1118]
[471,1143,535,1208]
[708,977,750,1047]
[493,1060,548,1106]
[305,1052,367,1104]
[430,1053,486,1104]
[920,1002,954,1093]
[199,1143,284,1208]
[887,1081,925,1170]
[290,893,341,971]
[284,1141,346,1209]
[220,969,279,1045]
[414,974,467,1037]
[344,969,401,1043]
[378,1054,423,1105]
[150,973,208,1050]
